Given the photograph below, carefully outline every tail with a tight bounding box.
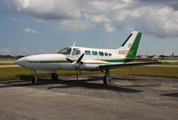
[118,31,142,59]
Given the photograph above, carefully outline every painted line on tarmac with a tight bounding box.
[147,65,178,67]
[0,65,20,68]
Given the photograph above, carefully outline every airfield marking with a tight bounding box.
[0,65,20,68]
[0,61,15,63]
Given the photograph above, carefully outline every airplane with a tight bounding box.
[15,31,159,85]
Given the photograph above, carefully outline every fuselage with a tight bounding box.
[16,46,126,73]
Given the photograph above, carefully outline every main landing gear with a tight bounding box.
[103,69,112,85]
[51,73,58,80]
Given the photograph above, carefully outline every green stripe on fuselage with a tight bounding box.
[28,59,125,64]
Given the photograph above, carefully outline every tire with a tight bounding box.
[52,73,58,80]
[32,78,39,85]
[103,76,111,85]
[106,79,111,85]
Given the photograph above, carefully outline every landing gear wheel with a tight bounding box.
[32,77,39,85]
[106,78,111,85]
[52,73,58,80]
[103,76,111,85]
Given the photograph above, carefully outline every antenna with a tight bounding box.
[70,41,76,56]
[72,41,76,47]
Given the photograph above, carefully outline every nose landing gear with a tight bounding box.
[31,71,59,85]
[32,71,39,85]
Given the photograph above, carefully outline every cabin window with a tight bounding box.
[72,48,81,55]
[109,53,112,56]
[92,51,98,55]
[85,50,91,55]
[105,52,108,56]
[55,47,71,55]
[99,51,104,56]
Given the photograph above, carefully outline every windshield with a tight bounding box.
[55,47,71,55]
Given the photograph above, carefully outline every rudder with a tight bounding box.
[126,32,142,59]
[118,31,142,59]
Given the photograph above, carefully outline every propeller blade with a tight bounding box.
[66,58,73,63]
[77,53,84,63]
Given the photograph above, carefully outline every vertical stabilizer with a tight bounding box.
[118,31,142,59]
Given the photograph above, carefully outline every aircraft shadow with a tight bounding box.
[45,76,143,93]
[0,79,33,88]
[0,75,143,93]
[160,93,178,97]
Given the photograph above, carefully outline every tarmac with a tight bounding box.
[0,61,15,63]
[0,75,178,120]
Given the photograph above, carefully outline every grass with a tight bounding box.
[0,58,16,61]
[111,67,178,78]
[161,62,178,65]
[161,58,178,60]
[0,66,178,81]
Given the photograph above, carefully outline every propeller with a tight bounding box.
[66,58,73,63]
[66,53,85,82]
[76,53,84,64]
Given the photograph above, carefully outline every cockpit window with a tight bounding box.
[55,47,71,55]
[72,48,81,55]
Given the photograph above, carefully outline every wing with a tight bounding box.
[99,61,159,70]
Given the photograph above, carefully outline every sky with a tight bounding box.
[0,0,178,56]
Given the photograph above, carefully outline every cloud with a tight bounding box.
[31,17,53,24]
[9,17,17,21]
[1,0,178,38]
[23,28,39,34]
[103,23,115,33]
[18,48,49,55]
[1,0,82,19]
[0,47,49,55]
[0,48,13,55]
[9,17,27,22]
[58,19,95,31]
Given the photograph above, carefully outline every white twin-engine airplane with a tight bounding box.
[15,31,159,85]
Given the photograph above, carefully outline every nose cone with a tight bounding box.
[15,57,27,68]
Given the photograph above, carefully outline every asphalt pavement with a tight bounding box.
[0,75,178,120]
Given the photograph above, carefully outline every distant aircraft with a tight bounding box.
[15,31,159,85]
